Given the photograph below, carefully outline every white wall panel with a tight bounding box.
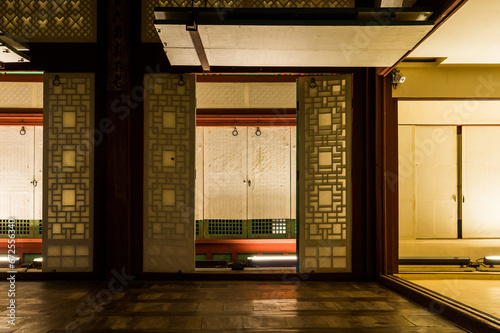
[203,127,247,220]
[0,126,35,219]
[247,127,291,219]
[415,126,457,238]
[34,127,43,219]
[291,127,297,220]
[195,127,204,221]
[399,100,500,125]
[398,126,416,240]
[463,126,500,238]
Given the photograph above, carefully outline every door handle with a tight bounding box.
[31,180,38,187]
[248,180,251,187]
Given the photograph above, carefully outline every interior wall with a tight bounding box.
[393,66,500,98]
[462,126,500,238]
[398,99,500,259]
[197,126,296,221]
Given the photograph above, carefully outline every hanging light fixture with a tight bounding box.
[0,29,30,67]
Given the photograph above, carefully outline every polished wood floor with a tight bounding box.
[0,280,468,332]
[399,273,500,320]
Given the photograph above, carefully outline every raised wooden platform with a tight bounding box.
[1,238,296,263]
[196,238,296,262]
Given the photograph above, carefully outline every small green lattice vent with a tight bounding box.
[196,220,202,237]
[205,219,247,238]
[0,219,43,238]
[249,219,294,238]
[34,220,43,237]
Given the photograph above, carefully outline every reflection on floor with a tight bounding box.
[398,272,500,320]
[195,267,296,274]
[0,267,42,273]
[0,280,468,332]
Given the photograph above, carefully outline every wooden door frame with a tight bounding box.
[131,67,376,280]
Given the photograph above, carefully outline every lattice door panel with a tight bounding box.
[144,74,196,273]
[298,75,352,273]
[43,73,94,272]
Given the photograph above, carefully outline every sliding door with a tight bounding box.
[203,127,248,220]
[247,127,291,219]
[414,126,457,238]
[462,126,500,238]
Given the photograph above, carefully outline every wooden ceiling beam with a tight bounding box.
[189,29,210,72]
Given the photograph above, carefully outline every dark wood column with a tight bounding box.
[375,74,398,276]
[106,0,131,275]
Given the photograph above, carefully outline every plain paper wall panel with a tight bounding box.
[34,127,43,219]
[398,125,416,240]
[415,126,457,238]
[195,127,204,221]
[0,126,35,219]
[399,100,500,125]
[463,126,500,238]
[247,127,291,219]
[291,127,297,220]
[203,127,248,220]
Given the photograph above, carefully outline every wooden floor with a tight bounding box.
[0,280,469,332]
[399,272,500,320]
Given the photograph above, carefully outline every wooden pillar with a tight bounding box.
[106,0,131,275]
[375,74,399,276]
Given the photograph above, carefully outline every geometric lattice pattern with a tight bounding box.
[0,0,96,42]
[196,82,296,109]
[196,219,295,238]
[43,73,94,272]
[0,82,43,108]
[143,0,353,42]
[299,75,352,273]
[206,219,245,237]
[0,219,42,238]
[143,74,195,273]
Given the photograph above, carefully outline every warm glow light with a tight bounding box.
[0,257,20,262]
[33,258,43,262]
[484,256,500,266]
[248,256,297,261]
